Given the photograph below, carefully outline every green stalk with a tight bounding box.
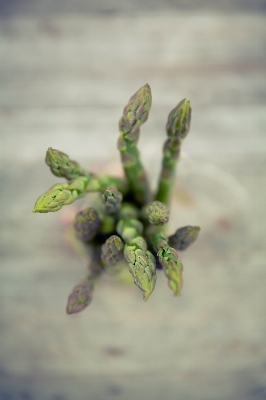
[33,174,128,213]
[155,98,191,205]
[117,83,152,206]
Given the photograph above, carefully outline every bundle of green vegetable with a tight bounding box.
[33,84,200,314]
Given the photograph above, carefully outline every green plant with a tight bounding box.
[33,84,200,314]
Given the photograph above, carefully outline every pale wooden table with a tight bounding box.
[0,3,266,400]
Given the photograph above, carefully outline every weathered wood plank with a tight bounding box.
[0,10,265,400]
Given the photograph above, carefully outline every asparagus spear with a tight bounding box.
[155,98,191,205]
[142,201,170,226]
[33,174,128,213]
[66,248,103,314]
[101,186,123,214]
[101,235,124,268]
[66,280,94,314]
[148,228,183,296]
[117,84,152,206]
[168,225,200,250]
[45,147,88,180]
[74,207,101,242]
[116,218,156,301]
[124,237,156,302]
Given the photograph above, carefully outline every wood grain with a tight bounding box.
[0,8,265,400]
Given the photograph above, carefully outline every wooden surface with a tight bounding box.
[0,3,266,400]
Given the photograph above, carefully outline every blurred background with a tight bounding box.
[0,1,265,399]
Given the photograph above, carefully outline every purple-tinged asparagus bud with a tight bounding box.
[102,186,123,214]
[74,207,101,242]
[101,235,124,267]
[168,226,200,250]
[66,281,94,314]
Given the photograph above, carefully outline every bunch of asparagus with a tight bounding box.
[33,84,200,314]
